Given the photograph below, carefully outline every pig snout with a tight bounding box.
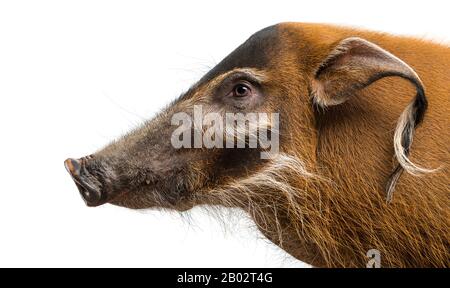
[64,156,108,207]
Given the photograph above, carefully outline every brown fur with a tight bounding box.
[239,23,450,267]
[66,23,450,267]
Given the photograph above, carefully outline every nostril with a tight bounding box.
[64,158,81,177]
[64,157,105,207]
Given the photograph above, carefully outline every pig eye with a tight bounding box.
[232,83,252,98]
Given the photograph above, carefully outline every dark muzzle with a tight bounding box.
[64,156,106,207]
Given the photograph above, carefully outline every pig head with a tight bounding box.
[65,25,286,209]
[65,23,447,268]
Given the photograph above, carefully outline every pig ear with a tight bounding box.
[311,37,432,202]
[311,37,424,107]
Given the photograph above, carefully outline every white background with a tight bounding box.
[0,0,448,268]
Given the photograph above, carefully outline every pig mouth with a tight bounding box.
[64,158,109,207]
